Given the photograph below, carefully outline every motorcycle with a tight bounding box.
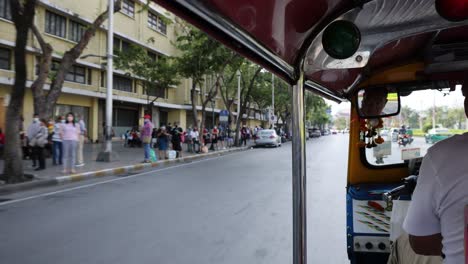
[398,133,413,146]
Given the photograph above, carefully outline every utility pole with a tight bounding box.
[237,70,241,124]
[97,0,117,162]
[432,90,436,129]
[271,73,275,126]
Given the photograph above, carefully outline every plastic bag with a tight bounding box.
[149,149,157,162]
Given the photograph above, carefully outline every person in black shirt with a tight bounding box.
[171,122,183,158]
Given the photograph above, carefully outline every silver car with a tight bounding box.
[255,129,282,147]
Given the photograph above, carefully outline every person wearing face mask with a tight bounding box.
[33,119,49,171]
[52,116,64,166]
[140,115,154,163]
[60,113,80,174]
[26,114,41,168]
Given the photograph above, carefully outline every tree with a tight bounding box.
[273,79,292,130]
[218,58,244,127]
[30,0,122,119]
[2,0,37,183]
[399,106,420,128]
[114,44,180,119]
[305,92,330,129]
[334,117,347,130]
[174,25,236,140]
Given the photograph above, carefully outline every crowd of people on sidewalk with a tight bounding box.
[0,112,284,174]
[120,115,279,163]
[128,115,239,163]
[0,113,87,174]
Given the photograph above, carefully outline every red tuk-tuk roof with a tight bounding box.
[153,0,468,102]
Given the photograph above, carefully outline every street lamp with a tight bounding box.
[96,0,118,162]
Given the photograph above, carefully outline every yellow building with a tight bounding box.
[0,0,267,141]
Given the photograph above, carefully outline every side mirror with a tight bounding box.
[356,87,400,118]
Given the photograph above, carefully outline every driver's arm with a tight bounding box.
[403,153,443,256]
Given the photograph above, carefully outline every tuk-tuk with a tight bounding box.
[154,1,468,263]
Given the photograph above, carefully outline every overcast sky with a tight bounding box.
[327,86,465,116]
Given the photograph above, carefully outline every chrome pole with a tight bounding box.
[292,70,306,264]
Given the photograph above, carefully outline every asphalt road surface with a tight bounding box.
[0,134,349,264]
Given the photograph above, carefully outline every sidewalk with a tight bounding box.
[0,141,251,194]
[0,141,242,180]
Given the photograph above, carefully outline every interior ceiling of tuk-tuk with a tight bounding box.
[153,0,468,102]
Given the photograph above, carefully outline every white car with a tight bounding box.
[255,129,282,147]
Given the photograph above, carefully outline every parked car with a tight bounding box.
[321,129,330,136]
[425,128,453,144]
[309,128,321,138]
[255,129,282,147]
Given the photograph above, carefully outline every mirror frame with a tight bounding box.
[355,86,401,119]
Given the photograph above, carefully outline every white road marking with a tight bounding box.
[0,154,230,207]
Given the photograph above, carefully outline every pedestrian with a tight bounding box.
[141,114,154,163]
[185,126,193,153]
[202,126,209,146]
[27,114,41,168]
[52,116,64,166]
[76,114,87,167]
[60,112,80,174]
[152,128,158,148]
[218,125,226,150]
[191,127,200,153]
[171,122,183,158]
[32,119,48,171]
[210,126,219,151]
[0,128,5,158]
[157,126,169,160]
[241,125,248,146]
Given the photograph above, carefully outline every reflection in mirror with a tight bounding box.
[357,87,400,118]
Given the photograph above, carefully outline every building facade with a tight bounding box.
[0,0,267,141]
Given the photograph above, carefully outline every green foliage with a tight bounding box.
[174,25,232,87]
[305,92,330,128]
[114,44,180,102]
[334,117,347,130]
[400,106,420,128]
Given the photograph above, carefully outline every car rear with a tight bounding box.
[255,130,280,147]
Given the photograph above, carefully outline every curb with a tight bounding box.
[0,146,251,195]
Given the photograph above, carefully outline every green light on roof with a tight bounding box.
[322,20,361,60]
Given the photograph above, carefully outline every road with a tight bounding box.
[0,135,349,264]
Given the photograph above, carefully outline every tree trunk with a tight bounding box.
[31,1,122,119]
[190,82,199,130]
[2,0,37,183]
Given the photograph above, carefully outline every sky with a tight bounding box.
[327,86,465,116]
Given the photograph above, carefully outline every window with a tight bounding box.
[65,65,86,84]
[35,58,88,84]
[54,105,89,136]
[0,47,11,70]
[68,20,86,42]
[363,87,465,166]
[147,86,166,98]
[147,51,159,62]
[121,0,135,18]
[87,68,92,85]
[157,17,167,35]
[148,12,167,35]
[113,108,138,127]
[113,37,131,53]
[0,0,12,20]
[114,75,133,92]
[45,11,67,38]
[148,12,158,31]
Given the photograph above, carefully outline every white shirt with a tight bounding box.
[403,133,468,264]
[190,130,199,139]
